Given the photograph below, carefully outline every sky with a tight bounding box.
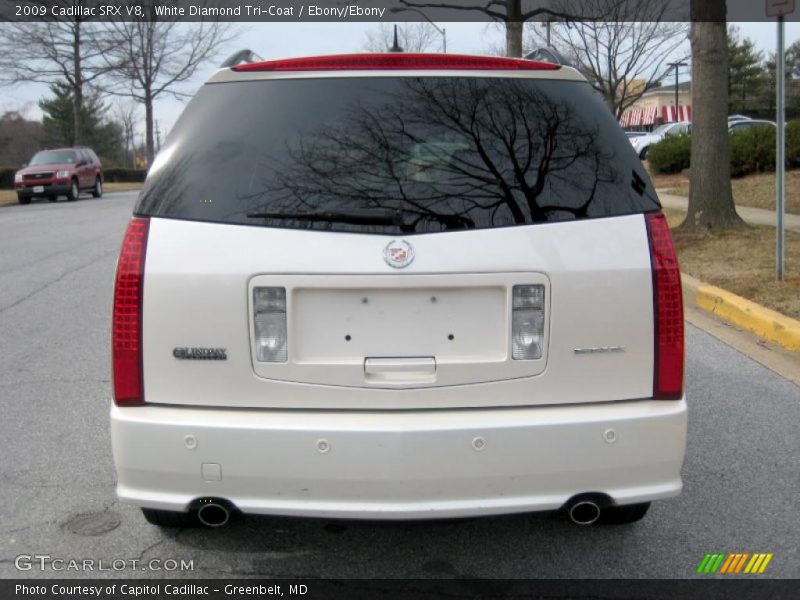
[2,21,799,143]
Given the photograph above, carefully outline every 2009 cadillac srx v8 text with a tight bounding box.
[110,53,686,528]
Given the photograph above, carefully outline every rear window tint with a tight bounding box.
[137,77,659,234]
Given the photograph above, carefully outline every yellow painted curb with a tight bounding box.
[695,283,800,351]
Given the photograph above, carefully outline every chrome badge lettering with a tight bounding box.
[574,346,626,355]
[173,347,228,360]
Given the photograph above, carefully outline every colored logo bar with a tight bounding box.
[697,553,773,574]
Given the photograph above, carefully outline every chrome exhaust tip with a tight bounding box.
[567,500,601,526]
[196,502,231,528]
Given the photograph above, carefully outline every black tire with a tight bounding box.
[598,502,650,525]
[141,508,200,528]
[17,194,31,205]
[639,146,649,160]
[67,179,79,202]
[92,176,103,198]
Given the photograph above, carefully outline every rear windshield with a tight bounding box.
[30,150,75,166]
[137,76,659,234]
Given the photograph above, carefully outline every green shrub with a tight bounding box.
[729,126,776,177]
[647,134,691,174]
[0,167,17,189]
[103,168,147,183]
[786,119,800,168]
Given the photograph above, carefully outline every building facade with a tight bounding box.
[620,81,692,130]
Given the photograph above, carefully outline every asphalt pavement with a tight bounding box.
[0,191,798,579]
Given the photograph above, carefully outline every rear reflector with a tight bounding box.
[645,212,684,400]
[233,53,561,73]
[112,217,149,406]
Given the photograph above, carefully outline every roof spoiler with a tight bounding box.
[219,49,265,69]
[525,47,573,68]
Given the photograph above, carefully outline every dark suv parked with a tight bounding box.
[14,147,103,204]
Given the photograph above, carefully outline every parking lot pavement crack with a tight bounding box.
[0,249,117,315]
[134,537,176,564]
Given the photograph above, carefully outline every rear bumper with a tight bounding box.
[111,398,687,519]
[16,183,71,197]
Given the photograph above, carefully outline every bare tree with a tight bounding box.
[114,102,139,168]
[362,23,440,53]
[398,0,592,57]
[0,11,117,144]
[102,17,234,163]
[537,0,688,118]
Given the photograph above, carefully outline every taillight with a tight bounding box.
[233,53,561,72]
[645,212,684,400]
[112,217,149,406]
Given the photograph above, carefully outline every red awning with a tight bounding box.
[643,105,658,125]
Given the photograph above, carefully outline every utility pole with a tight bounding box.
[667,62,689,122]
[776,14,786,280]
[767,0,794,280]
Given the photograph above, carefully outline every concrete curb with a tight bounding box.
[681,274,800,352]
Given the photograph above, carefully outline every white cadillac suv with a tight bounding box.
[110,53,687,528]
